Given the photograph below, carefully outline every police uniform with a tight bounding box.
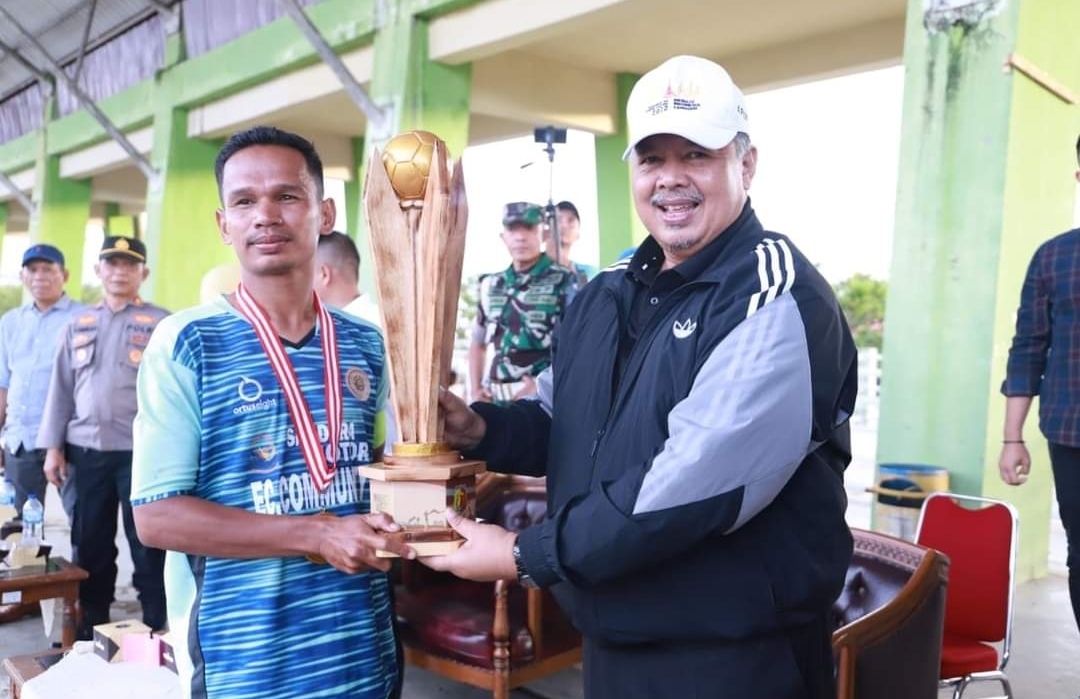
[37,236,169,638]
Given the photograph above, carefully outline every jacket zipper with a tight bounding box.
[589,279,711,465]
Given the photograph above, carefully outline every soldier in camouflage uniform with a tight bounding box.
[469,202,576,404]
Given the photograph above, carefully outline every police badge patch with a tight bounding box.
[346,368,371,401]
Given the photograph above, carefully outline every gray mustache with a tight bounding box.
[651,190,703,206]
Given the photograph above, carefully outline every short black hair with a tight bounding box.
[555,200,579,221]
[215,125,325,200]
[316,230,360,281]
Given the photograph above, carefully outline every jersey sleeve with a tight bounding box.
[131,315,202,505]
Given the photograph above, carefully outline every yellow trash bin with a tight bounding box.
[869,464,949,540]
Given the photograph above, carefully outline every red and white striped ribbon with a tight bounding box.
[235,284,341,492]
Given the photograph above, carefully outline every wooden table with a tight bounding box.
[0,558,87,648]
[2,648,64,699]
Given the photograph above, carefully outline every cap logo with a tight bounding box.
[646,81,702,116]
[116,238,130,250]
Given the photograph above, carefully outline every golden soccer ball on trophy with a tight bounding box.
[380,130,441,202]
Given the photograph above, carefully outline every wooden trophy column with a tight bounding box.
[360,131,484,556]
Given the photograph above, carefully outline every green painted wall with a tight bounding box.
[31,152,91,296]
[360,9,472,295]
[0,204,7,273]
[0,132,38,173]
[45,82,155,157]
[104,202,138,237]
[346,137,365,239]
[167,0,375,111]
[595,72,643,266]
[141,105,227,310]
[880,0,1080,579]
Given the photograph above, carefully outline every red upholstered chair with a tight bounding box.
[394,475,582,699]
[915,492,1018,699]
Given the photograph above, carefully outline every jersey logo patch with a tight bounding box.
[346,368,371,401]
[673,318,697,340]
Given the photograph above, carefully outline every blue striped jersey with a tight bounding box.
[131,297,396,699]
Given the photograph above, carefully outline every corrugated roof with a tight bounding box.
[0,0,180,101]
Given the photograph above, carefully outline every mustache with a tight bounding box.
[651,188,703,206]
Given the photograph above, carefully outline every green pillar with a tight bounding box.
[142,105,227,310]
[0,204,7,274]
[103,202,138,238]
[346,136,366,241]
[878,0,1080,580]
[31,122,91,297]
[595,72,645,267]
[361,2,472,294]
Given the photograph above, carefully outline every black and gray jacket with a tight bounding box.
[470,204,858,644]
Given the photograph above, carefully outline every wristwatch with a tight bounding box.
[511,539,539,589]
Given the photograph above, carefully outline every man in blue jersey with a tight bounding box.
[131,126,413,699]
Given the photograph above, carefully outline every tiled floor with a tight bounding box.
[3,424,1077,698]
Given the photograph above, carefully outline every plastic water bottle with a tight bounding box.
[21,493,44,546]
[0,478,15,508]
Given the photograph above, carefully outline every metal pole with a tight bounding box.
[0,6,159,183]
[0,170,37,217]
[276,0,388,135]
[0,40,52,83]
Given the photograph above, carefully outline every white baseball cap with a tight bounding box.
[622,55,749,160]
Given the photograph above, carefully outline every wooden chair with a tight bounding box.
[394,474,582,699]
[832,528,949,699]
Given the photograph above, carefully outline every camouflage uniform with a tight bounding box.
[472,254,576,401]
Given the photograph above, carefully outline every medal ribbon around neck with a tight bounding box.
[235,284,342,493]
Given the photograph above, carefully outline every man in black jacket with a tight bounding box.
[425,55,858,699]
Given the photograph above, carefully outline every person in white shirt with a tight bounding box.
[314,230,398,450]
[315,230,381,327]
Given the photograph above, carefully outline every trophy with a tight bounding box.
[359,130,484,556]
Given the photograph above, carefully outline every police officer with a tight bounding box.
[38,235,169,639]
[468,202,576,404]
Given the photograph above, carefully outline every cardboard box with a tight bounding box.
[92,620,151,663]
[121,630,162,666]
[158,631,178,673]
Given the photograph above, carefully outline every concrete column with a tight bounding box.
[361,2,472,293]
[141,106,226,310]
[103,202,138,238]
[878,0,1080,579]
[31,113,91,297]
[594,72,645,267]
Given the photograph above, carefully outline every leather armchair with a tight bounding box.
[832,528,949,699]
[395,475,582,699]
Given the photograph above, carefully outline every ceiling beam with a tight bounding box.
[0,40,53,84]
[275,0,389,137]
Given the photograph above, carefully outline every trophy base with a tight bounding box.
[360,456,486,558]
[376,526,465,558]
